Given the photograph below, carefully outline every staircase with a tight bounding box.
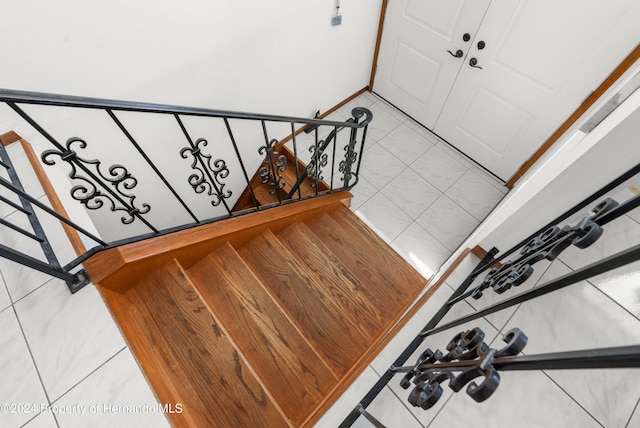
[91,194,426,427]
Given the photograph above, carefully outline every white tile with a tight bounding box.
[411,145,467,192]
[357,101,405,142]
[445,170,505,221]
[361,386,422,428]
[391,222,452,279]
[416,195,479,251]
[627,204,640,225]
[434,140,475,169]
[0,208,53,301]
[470,165,508,194]
[559,214,640,271]
[588,259,640,320]
[403,119,441,144]
[15,280,126,401]
[314,366,380,428]
[381,169,441,219]
[0,274,10,312]
[627,401,640,428]
[22,411,57,428]
[358,144,407,190]
[355,192,413,243]
[504,260,640,427]
[54,349,170,428]
[377,123,434,166]
[348,175,378,212]
[429,370,600,428]
[0,309,50,428]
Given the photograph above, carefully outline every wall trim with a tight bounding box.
[506,42,640,188]
[369,0,388,91]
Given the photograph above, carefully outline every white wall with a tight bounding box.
[1,0,380,115]
[0,0,382,242]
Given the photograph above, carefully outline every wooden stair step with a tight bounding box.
[252,179,286,207]
[305,207,426,315]
[279,158,327,199]
[119,259,289,428]
[277,220,394,335]
[237,230,370,376]
[186,242,337,426]
[326,205,427,292]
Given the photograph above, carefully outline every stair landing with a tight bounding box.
[90,193,427,427]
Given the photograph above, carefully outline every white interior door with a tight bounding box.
[433,0,640,181]
[374,0,491,129]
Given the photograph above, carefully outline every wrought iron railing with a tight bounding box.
[0,89,372,292]
[340,163,640,427]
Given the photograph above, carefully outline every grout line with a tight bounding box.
[424,392,455,428]
[540,370,605,428]
[586,276,640,324]
[625,395,640,428]
[384,383,427,428]
[7,271,56,427]
[50,346,128,406]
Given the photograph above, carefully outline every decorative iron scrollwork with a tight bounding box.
[258,138,287,196]
[308,143,328,188]
[471,198,619,299]
[180,138,231,207]
[42,137,150,225]
[400,327,528,410]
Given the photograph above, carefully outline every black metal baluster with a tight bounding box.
[0,143,90,291]
[290,123,302,200]
[330,125,338,191]
[0,177,107,247]
[223,117,259,210]
[7,102,157,233]
[313,127,320,196]
[259,120,285,204]
[107,109,200,223]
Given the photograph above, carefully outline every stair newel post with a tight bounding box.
[353,108,372,183]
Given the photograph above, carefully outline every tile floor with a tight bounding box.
[0,93,637,428]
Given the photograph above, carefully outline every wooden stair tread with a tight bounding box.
[277,221,394,335]
[187,242,337,425]
[123,259,289,428]
[330,205,426,288]
[305,208,426,314]
[237,230,370,376]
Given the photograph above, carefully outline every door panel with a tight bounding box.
[433,0,640,180]
[456,86,534,156]
[375,0,492,129]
